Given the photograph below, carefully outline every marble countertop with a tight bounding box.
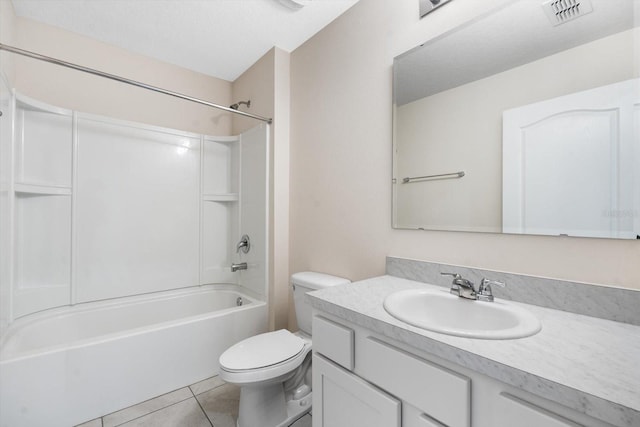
[307,275,640,427]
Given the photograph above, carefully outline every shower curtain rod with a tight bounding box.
[0,43,273,124]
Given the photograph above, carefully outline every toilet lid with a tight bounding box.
[220,329,305,371]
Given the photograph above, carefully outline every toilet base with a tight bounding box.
[237,382,285,427]
[279,391,312,427]
[236,382,312,427]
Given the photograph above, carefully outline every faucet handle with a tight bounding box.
[477,278,505,302]
[236,234,251,254]
[441,272,473,287]
[480,278,505,288]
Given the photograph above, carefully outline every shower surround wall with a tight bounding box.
[0,0,243,339]
[0,76,11,338]
[1,89,268,323]
[0,86,269,426]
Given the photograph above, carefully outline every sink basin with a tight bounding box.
[383,288,541,339]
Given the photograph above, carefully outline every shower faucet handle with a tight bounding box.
[236,235,251,254]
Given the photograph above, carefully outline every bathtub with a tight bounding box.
[0,285,267,427]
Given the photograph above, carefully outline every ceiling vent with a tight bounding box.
[542,0,594,26]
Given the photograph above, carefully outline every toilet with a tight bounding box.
[219,272,350,427]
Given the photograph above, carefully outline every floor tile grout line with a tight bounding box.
[87,377,225,427]
[109,395,196,427]
[193,394,215,427]
[190,380,228,396]
[105,386,190,419]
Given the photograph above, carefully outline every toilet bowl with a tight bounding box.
[218,272,350,427]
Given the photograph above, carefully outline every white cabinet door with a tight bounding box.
[417,413,448,427]
[358,337,469,427]
[312,353,400,427]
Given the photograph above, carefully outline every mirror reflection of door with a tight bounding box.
[503,79,639,238]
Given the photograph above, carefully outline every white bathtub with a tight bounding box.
[0,285,267,427]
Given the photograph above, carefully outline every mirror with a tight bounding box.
[393,0,640,239]
[420,0,455,17]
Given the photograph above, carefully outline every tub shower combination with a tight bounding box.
[0,49,271,427]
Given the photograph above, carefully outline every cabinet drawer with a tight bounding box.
[313,354,400,427]
[497,393,582,427]
[358,337,470,427]
[313,316,354,370]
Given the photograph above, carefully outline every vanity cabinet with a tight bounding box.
[312,314,616,427]
[313,353,401,427]
[312,315,467,427]
[312,316,401,427]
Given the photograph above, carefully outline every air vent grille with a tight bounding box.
[542,0,594,26]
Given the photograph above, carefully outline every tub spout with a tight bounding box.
[231,262,248,272]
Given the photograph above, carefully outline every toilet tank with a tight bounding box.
[292,272,350,335]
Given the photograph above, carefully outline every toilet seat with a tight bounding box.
[220,330,305,371]
[219,330,311,384]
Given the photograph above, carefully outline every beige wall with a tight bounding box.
[290,0,640,306]
[271,49,291,331]
[0,0,15,85]
[395,29,638,231]
[3,5,233,136]
[232,47,291,331]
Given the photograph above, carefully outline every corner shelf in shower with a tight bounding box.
[14,183,72,196]
[202,193,239,202]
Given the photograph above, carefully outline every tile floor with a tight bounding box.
[75,376,312,427]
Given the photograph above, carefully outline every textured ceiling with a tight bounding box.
[395,0,639,105]
[11,0,360,81]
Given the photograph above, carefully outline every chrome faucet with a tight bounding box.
[231,262,247,272]
[441,272,505,302]
[441,272,476,300]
